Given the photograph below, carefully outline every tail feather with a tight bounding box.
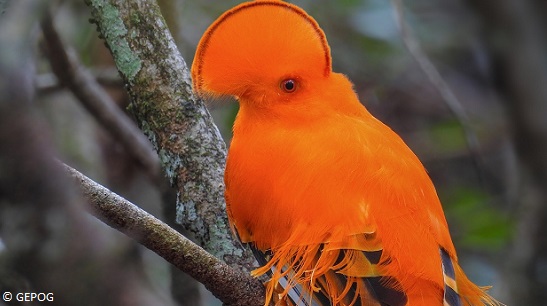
[251,243,500,306]
[441,248,502,306]
[440,248,462,306]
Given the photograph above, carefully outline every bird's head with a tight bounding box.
[191,0,332,107]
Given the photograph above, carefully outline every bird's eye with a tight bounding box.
[280,79,297,93]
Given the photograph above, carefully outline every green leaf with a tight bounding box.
[443,187,512,250]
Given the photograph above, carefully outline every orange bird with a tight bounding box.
[192,1,499,305]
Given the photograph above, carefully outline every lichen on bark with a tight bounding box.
[88,0,141,81]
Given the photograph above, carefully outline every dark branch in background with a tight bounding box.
[0,1,164,305]
[82,0,258,274]
[467,1,547,305]
[35,68,123,94]
[40,12,161,183]
[64,163,265,306]
[391,0,485,182]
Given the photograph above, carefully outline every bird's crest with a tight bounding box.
[192,0,332,98]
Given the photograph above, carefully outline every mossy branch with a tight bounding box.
[82,0,257,272]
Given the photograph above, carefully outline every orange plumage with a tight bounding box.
[192,1,499,305]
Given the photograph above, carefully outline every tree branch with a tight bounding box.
[35,68,123,94]
[82,0,258,273]
[391,0,484,181]
[63,163,265,306]
[466,1,547,304]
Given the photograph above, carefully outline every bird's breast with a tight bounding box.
[225,114,395,249]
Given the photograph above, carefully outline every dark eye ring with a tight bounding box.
[280,79,297,93]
